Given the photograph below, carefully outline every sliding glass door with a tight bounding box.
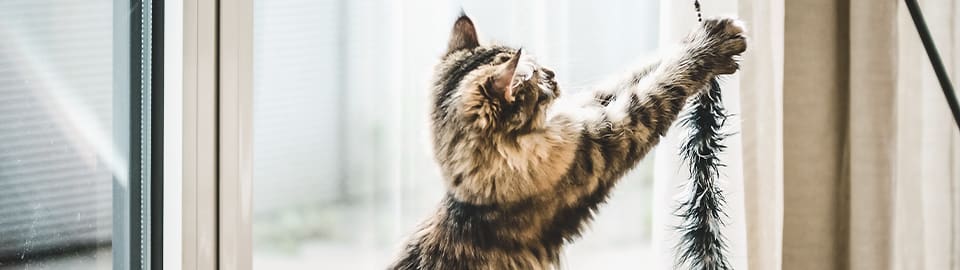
[0,0,159,269]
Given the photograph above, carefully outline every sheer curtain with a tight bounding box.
[737,0,785,269]
[892,0,960,268]
[734,0,960,269]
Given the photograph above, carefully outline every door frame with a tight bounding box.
[163,0,252,269]
[218,0,254,268]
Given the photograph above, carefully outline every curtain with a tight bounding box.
[893,0,960,269]
[733,0,960,269]
[738,0,785,269]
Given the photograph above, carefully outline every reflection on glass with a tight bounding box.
[0,0,146,269]
[252,0,659,269]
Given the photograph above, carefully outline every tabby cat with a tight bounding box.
[391,14,747,270]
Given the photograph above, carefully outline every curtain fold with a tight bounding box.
[779,0,850,268]
[737,0,785,269]
[894,0,960,269]
[846,1,898,269]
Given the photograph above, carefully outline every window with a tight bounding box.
[250,0,659,268]
[0,0,159,269]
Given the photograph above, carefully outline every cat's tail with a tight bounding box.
[675,79,732,270]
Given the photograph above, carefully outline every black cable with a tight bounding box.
[904,0,960,132]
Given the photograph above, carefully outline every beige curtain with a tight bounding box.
[738,0,960,269]
[893,0,960,269]
[738,0,785,269]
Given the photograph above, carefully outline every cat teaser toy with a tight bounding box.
[674,1,732,269]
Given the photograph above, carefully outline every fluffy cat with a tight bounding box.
[391,14,747,270]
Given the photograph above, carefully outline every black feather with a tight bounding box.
[675,78,732,270]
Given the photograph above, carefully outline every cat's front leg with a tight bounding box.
[585,18,747,181]
[542,18,746,205]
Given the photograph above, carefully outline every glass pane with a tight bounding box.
[252,0,658,269]
[0,0,152,269]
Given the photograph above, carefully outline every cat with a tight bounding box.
[390,13,746,270]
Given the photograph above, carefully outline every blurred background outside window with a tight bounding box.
[251,0,661,269]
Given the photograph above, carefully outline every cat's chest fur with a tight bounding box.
[398,132,609,270]
[438,130,579,206]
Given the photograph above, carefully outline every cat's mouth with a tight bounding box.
[549,81,560,98]
[542,83,558,99]
[538,69,560,99]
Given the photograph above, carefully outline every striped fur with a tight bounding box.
[391,15,747,270]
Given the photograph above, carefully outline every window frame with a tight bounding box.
[150,0,165,268]
[163,0,232,269]
[217,0,254,269]
[114,0,162,268]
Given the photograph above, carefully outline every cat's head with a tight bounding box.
[434,14,560,135]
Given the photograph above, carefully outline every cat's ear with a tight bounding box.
[447,13,480,53]
[491,49,522,103]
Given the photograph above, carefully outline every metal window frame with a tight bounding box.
[111,0,134,265]
[150,0,166,268]
[115,0,161,269]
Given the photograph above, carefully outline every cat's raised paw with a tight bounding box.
[706,18,747,56]
[686,17,747,75]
